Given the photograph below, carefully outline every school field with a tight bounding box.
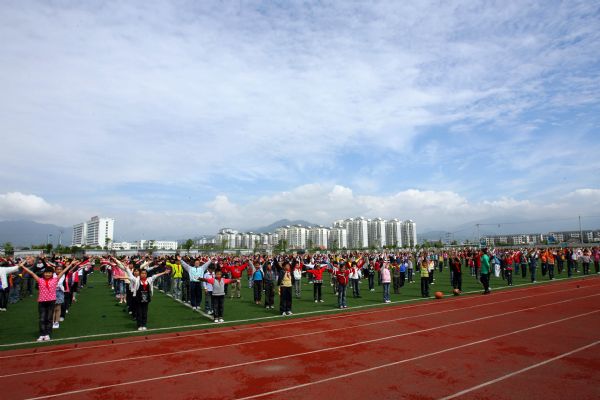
[1,269,599,399]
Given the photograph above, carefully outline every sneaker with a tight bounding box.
[37,336,45,342]
[219,318,224,322]
[282,312,287,316]
[287,311,292,315]
[319,300,324,303]
[214,319,219,323]
[138,327,144,331]
[314,300,318,303]
[53,322,59,329]
[142,327,147,331]
[44,335,51,341]
[59,317,64,322]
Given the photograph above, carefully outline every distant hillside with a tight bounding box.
[0,220,70,247]
[248,219,319,234]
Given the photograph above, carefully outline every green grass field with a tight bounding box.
[0,264,592,349]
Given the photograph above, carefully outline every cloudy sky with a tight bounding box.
[1,0,599,241]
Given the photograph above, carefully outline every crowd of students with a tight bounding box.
[1,246,598,340]
[0,255,93,341]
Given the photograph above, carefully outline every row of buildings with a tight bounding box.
[72,216,178,250]
[216,218,417,250]
[482,230,600,246]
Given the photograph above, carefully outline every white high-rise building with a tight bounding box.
[216,228,238,249]
[329,227,348,249]
[346,217,369,249]
[402,220,417,247]
[368,218,387,248]
[72,223,87,247]
[241,232,261,249]
[386,219,403,248]
[309,226,329,249]
[288,225,308,249]
[275,226,290,245]
[72,216,114,247]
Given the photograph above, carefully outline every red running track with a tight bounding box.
[1,276,599,400]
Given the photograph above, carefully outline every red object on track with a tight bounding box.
[435,291,444,299]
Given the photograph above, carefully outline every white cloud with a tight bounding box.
[1,1,598,192]
[0,1,598,236]
[0,192,64,221]
[3,185,599,240]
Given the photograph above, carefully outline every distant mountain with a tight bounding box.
[247,219,319,234]
[448,215,586,237]
[0,220,70,247]
[418,231,452,242]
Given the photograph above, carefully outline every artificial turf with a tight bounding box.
[0,264,592,349]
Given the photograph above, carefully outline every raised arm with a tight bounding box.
[20,263,40,283]
[148,268,170,283]
[177,255,192,273]
[200,259,212,274]
[110,256,128,272]
[56,261,75,279]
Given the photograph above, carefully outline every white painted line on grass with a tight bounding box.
[22,297,600,399]
[438,340,600,400]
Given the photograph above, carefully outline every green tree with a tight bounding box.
[331,239,339,253]
[182,239,194,253]
[2,242,14,256]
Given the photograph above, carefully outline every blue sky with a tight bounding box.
[1,0,599,240]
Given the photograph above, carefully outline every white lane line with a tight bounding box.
[438,340,600,400]
[6,289,595,378]
[235,310,600,400]
[2,277,597,359]
[22,296,600,399]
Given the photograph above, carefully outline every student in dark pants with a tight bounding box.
[278,263,294,315]
[199,270,238,323]
[112,257,170,331]
[450,255,462,292]
[480,249,491,294]
[264,264,277,309]
[252,263,264,304]
[419,260,430,297]
[529,251,538,283]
